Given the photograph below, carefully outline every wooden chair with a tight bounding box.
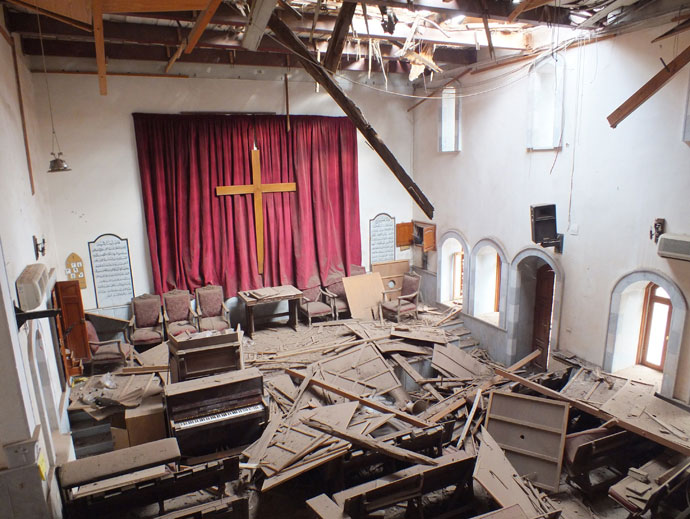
[380,273,420,322]
[128,293,164,349]
[84,319,132,374]
[324,265,366,319]
[299,286,334,327]
[163,289,199,337]
[195,284,231,332]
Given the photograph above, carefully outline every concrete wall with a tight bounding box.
[413,25,690,400]
[612,281,646,372]
[33,72,415,310]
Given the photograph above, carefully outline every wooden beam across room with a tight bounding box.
[323,1,357,73]
[92,0,107,95]
[267,14,435,218]
[607,43,690,128]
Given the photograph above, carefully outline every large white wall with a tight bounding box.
[32,71,415,310]
[413,26,690,399]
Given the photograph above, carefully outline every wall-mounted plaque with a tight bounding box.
[369,213,396,264]
[65,252,87,289]
[88,233,135,308]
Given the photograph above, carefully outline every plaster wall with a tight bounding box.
[474,246,499,315]
[611,281,646,372]
[33,72,415,310]
[413,26,690,399]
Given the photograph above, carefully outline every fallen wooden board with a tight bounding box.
[473,427,551,517]
[71,465,168,498]
[560,367,627,408]
[485,391,569,492]
[304,419,438,466]
[307,494,352,519]
[287,368,430,428]
[342,273,384,320]
[471,504,529,519]
[376,342,432,356]
[391,326,448,344]
[391,353,443,401]
[432,344,493,379]
[495,368,690,457]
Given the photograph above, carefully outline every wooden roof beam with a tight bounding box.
[184,0,223,53]
[267,13,434,218]
[92,0,107,95]
[323,2,356,72]
[607,42,690,128]
[242,0,279,51]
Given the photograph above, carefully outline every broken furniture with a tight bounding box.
[324,264,367,318]
[342,272,386,320]
[128,293,164,349]
[83,319,133,374]
[163,289,199,337]
[380,273,420,322]
[125,395,167,446]
[237,284,302,337]
[564,427,648,495]
[609,450,690,517]
[331,452,475,518]
[168,328,244,383]
[485,391,569,492]
[299,285,335,327]
[195,284,231,332]
[58,438,243,519]
[164,367,267,459]
[53,279,91,376]
[371,259,410,301]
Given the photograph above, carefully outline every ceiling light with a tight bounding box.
[35,12,71,173]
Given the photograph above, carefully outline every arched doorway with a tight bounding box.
[605,270,687,399]
[437,230,468,308]
[506,248,563,368]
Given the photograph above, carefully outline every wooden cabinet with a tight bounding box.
[396,221,436,252]
[53,280,90,376]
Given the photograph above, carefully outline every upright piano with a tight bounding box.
[164,368,267,458]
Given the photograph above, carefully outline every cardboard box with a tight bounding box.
[125,395,167,446]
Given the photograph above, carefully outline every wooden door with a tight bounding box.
[637,284,672,371]
[53,280,90,375]
[532,264,555,369]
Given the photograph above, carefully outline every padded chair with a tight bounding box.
[195,284,231,332]
[128,294,164,349]
[163,289,199,337]
[324,265,367,319]
[380,273,420,322]
[299,286,334,327]
[84,319,132,373]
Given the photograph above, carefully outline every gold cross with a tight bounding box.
[216,149,296,274]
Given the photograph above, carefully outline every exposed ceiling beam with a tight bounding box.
[242,0,279,51]
[92,0,107,94]
[184,0,222,53]
[101,0,209,13]
[4,0,92,30]
[19,36,414,72]
[323,1,356,72]
[267,13,435,219]
[598,0,690,33]
[342,0,573,26]
[607,42,690,128]
[507,0,553,23]
[6,10,477,65]
[651,17,690,42]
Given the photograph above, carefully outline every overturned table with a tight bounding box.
[237,285,303,337]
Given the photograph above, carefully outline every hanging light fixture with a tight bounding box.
[35,11,71,172]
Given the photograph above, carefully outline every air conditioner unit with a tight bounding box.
[16,263,50,311]
[657,234,690,262]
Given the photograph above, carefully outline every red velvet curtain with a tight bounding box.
[133,113,360,297]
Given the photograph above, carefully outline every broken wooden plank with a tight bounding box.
[342,273,384,320]
[392,326,448,344]
[323,1,356,72]
[267,14,434,218]
[304,419,438,466]
[652,18,690,43]
[457,388,482,448]
[391,353,443,401]
[184,0,223,53]
[306,494,352,519]
[432,344,493,379]
[607,43,690,128]
[286,368,430,428]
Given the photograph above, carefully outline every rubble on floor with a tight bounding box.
[61,306,690,519]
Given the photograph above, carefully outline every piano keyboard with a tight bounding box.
[175,403,264,431]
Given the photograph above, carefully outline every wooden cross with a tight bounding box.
[216,149,296,274]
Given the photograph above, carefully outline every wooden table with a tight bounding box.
[237,285,303,337]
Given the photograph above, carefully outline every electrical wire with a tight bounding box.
[35,7,62,156]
